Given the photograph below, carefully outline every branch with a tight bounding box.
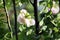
[3,0,11,32]
[12,0,18,40]
[30,0,34,6]
[3,0,13,38]
[34,0,39,35]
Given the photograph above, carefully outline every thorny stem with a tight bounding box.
[3,0,13,38]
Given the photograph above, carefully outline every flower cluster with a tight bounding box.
[17,9,35,27]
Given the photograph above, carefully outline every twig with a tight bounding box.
[30,0,34,6]
[3,0,13,38]
[12,0,18,40]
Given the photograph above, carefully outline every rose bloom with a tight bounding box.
[17,14,35,27]
[51,1,59,15]
[17,9,35,27]
[51,6,59,15]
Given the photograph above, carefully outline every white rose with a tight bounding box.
[51,1,59,15]
[17,15,35,27]
[51,6,59,14]
[17,9,35,27]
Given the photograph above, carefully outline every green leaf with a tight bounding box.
[53,27,59,32]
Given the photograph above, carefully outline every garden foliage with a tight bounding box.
[0,0,60,40]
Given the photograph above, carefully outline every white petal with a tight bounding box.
[19,13,25,18]
[17,14,25,24]
[30,19,35,26]
[53,1,56,5]
[25,19,31,27]
[20,9,27,14]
